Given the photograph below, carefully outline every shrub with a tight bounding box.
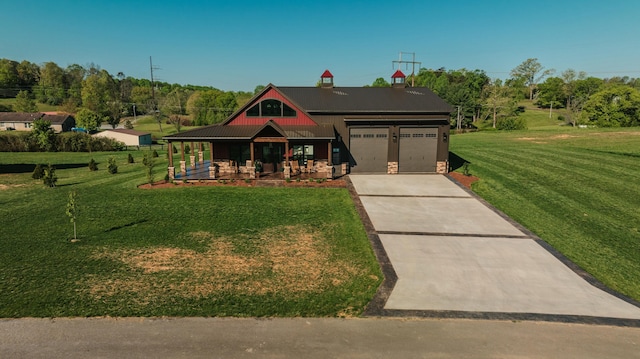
[172,145,178,153]
[143,152,155,184]
[496,117,527,131]
[42,164,57,187]
[107,157,118,174]
[89,158,98,171]
[127,153,134,163]
[463,162,471,176]
[185,144,190,154]
[124,119,134,129]
[32,164,44,179]
[152,150,159,158]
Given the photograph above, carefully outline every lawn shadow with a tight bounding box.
[449,152,469,171]
[105,219,149,233]
[0,163,88,174]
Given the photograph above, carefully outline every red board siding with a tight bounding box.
[228,88,317,126]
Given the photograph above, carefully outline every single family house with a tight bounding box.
[163,70,452,180]
[0,112,76,133]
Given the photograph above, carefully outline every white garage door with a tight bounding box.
[399,127,438,173]
[350,128,388,173]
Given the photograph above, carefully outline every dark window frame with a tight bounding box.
[245,99,297,118]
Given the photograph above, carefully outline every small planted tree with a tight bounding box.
[107,156,118,174]
[127,153,134,163]
[66,191,78,241]
[32,164,44,179]
[89,158,98,171]
[143,152,155,184]
[42,164,57,187]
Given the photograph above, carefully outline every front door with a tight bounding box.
[260,143,284,173]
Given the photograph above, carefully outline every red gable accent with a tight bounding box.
[321,70,334,78]
[392,70,406,78]
[227,88,317,126]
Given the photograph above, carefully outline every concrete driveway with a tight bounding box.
[350,174,640,321]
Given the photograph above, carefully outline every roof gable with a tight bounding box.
[225,85,317,126]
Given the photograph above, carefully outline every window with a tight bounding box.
[246,103,260,117]
[229,144,251,165]
[246,99,297,117]
[261,99,281,117]
[292,144,314,165]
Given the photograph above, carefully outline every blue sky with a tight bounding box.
[2,0,640,91]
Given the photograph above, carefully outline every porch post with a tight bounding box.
[249,141,256,179]
[190,141,196,169]
[180,141,186,177]
[326,141,333,179]
[167,140,175,180]
[198,142,204,165]
[283,141,291,179]
[208,142,216,179]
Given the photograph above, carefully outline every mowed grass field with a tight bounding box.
[0,151,381,317]
[450,127,640,301]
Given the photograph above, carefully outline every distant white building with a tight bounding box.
[93,129,152,146]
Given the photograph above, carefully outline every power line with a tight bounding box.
[392,52,421,87]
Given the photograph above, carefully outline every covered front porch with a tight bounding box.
[164,121,344,181]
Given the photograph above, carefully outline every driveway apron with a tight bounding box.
[350,174,640,320]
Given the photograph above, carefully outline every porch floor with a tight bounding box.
[173,160,330,181]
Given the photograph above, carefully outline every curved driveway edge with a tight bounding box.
[348,174,640,326]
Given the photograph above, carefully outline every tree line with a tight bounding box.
[368,58,640,129]
[2,57,640,130]
[0,58,257,131]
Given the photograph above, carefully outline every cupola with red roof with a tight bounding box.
[391,70,407,88]
[320,69,334,88]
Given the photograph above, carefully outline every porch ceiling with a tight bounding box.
[164,124,335,141]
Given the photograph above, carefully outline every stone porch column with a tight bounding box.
[168,166,175,180]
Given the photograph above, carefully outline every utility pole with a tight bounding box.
[392,52,421,87]
[149,56,162,132]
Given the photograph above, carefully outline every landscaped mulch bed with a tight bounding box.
[139,179,347,189]
[448,172,479,189]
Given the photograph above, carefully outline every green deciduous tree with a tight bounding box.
[0,58,19,97]
[30,118,55,151]
[35,62,66,105]
[582,85,640,127]
[482,79,518,128]
[75,108,101,132]
[536,77,566,109]
[510,58,554,100]
[82,69,118,122]
[369,77,390,87]
[187,89,237,125]
[14,90,38,112]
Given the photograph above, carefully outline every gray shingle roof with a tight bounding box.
[278,86,453,114]
[0,112,74,125]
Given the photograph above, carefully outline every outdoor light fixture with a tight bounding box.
[392,133,397,142]
[443,133,448,142]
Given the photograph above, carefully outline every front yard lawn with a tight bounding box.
[0,152,382,317]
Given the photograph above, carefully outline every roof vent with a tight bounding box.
[320,70,334,88]
[391,70,407,88]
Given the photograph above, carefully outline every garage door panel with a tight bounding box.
[350,128,388,173]
[399,128,438,173]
